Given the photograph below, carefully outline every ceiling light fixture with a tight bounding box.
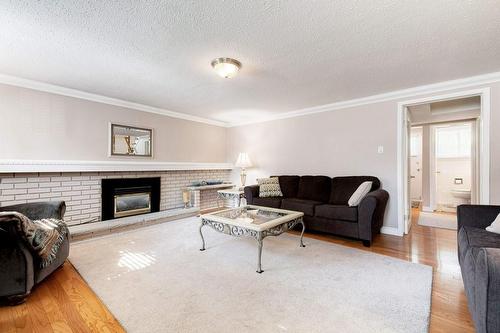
[211,57,242,79]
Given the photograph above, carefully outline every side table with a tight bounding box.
[217,189,245,208]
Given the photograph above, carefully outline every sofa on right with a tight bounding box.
[244,175,389,246]
[457,204,500,333]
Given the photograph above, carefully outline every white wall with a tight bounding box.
[2,78,500,231]
[0,83,227,163]
[227,100,399,226]
[227,81,500,230]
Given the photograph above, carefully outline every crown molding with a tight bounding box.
[0,73,227,127]
[0,159,233,173]
[227,71,500,127]
[2,71,500,128]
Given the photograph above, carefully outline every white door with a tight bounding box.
[410,128,423,202]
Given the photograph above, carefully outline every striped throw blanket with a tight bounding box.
[0,211,68,268]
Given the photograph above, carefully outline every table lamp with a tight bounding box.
[235,152,252,187]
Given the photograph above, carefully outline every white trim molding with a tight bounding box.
[1,71,500,128]
[380,226,402,236]
[228,71,500,127]
[396,87,491,236]
[0,73,227,127]
[0,159,233,173]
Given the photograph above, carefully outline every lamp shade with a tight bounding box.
[235,152,252,168]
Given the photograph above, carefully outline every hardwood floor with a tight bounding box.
[0,262,125,333]
[0,209,474,332]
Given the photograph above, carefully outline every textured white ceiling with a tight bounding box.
[1,1,500,124]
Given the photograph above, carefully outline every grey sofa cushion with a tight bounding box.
[281,198,322,216]
[252,197,282,209]
[329,176,381,205]
[315,205,358,222]
[458,226,500,264]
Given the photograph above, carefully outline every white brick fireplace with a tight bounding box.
[0,163,232,226]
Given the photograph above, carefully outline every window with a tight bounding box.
[435,124,471,158]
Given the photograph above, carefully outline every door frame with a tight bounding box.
[397,88,490,235]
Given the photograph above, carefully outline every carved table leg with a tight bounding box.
[199,221,206,251]
[299,220,306,247]
[256,233,264,273]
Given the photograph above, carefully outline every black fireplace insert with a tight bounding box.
[101,177,160,221]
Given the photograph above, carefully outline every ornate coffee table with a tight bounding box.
[199,205,305,273]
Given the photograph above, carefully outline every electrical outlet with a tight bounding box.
[377,146,384,154]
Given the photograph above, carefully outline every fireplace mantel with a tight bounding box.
[0,159,233,173]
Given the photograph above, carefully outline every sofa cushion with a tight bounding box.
[486,213,500,234]
[458,226,500,264]
[282,198,322,216]
[330,176,381,205]
[252,197,282,209]
[297,176,331,202]
[315,204,358,222]
[275,176,300,198]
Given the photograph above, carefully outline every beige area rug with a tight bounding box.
[69,217,432,333]
[418,211,457,230]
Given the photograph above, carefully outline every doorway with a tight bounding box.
[397,88,490,235]
[410,121,475,230]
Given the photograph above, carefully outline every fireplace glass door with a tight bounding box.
[114,192,152,218]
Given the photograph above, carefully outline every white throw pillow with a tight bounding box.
[348,181,373,207]
[486,213,500,234]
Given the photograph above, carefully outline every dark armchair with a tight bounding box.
[0,201,69,304]
[457,204,500,333]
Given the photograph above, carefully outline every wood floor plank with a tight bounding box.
[0,302,16,333]
[55,264,124,333]
[36,282,75,333]
[0,208,474,332]
[24,289,52,333]
[11,302,35,333]
[43,270,92,333]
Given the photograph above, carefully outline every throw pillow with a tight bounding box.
[348,181,373,207]
[486,213,500,234]
[258,177,283,198]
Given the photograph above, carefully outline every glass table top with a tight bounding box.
[203,205,303,230]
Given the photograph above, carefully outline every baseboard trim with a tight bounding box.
[69,207,199,241]
[421,206,434,213]
[380,226,403,237]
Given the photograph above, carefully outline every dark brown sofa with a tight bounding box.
[244,176,389,246]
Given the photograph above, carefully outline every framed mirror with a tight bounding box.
[110,123,152,157]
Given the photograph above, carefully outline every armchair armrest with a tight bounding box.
[457,205,500,231]
[358,189,389,243]
[0,201,66,220]
[244,185,259,205]
[474,248,500,333]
